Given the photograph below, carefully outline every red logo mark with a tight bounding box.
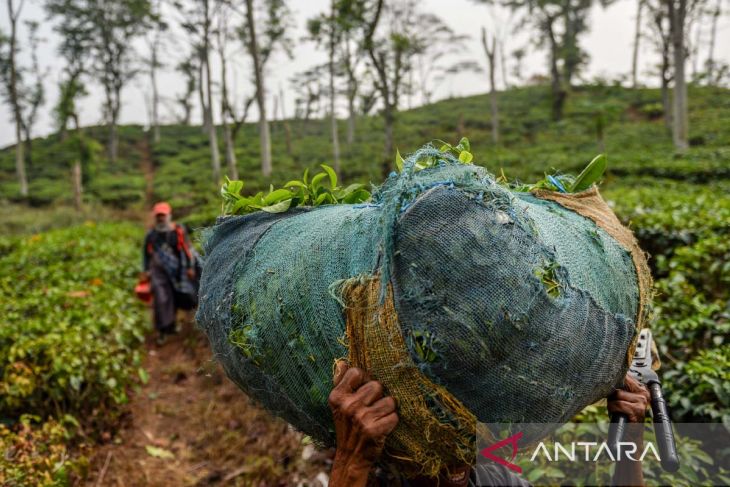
[479,431,524,473]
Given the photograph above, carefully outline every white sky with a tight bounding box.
[1,0,729,148]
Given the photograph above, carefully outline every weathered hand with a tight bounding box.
[186,267,196,280]
[608,374,651,424]
[328,361,398,487]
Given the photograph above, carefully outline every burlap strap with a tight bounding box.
[339,275,479,478]
[532,187,654,364]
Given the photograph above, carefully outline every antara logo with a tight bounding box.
[480,431,662,472]
[479,431,524,473]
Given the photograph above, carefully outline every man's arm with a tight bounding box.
[328,361,398,487]
[609,375,651,487]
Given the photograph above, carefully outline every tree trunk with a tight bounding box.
[669,0,689,150]
[328,0,341,176]
[632,0,643,88]
[72,160,83,211]
[499,41,509,90]
[245,0,272,177]
[108,115,118,165]
[198,51,209,133]
[546,18,566,121]
[456,113,465,140]
[7,0,28,196]
[223,123,237,179]
[482,28,499,144]
[706,0,721,84]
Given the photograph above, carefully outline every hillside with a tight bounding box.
[1,84,728,227]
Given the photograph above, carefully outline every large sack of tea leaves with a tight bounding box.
[196,146,652,476]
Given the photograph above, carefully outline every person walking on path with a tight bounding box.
[141,202,198,344]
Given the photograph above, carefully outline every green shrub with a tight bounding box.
[0,223,147,424]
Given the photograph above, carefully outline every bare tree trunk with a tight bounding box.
[245,0,272,177]
[706,0,721,84]
[328,0,341,175]
[198,50,209,133]
[456,112,465,140]
[545,17,566,121]
[8,0,28,196]
[72,160,83,211]
[219,45,237,180]
[668,0,689,150]
[632,0,644,88]
[202,0,220,183]
[499,41,509,90]
[482,27,499,144]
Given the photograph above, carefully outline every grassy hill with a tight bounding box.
[1,84,728,223]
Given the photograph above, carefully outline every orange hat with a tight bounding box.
[152,202,172,216]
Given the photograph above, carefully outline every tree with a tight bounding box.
[409,12,470,106]
[704,0,721,84]
[307,1,347,175]
[646,0,673,132]
[666,0,696,150]
[48,0,92,210]
[631,0,645,87]
[497,0,610,120]
[362,0,418,178]
[176,0,222,182]
[143,0,167,144]
[47,0,152,166]
[241,0,292,177]
[0,0,29,196]
[481,27,499,144]
[18,21,45,170]
[175,53,197,125]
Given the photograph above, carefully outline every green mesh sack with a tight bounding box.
[196,146,651,475]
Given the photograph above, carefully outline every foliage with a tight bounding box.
[0,222,147,424]
[0,415,87,487]
[220,164,371,215]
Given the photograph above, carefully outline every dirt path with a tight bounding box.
[85,315,332,486]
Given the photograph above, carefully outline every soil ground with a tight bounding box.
[84,314,333,487]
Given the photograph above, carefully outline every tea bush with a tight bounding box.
[0,222,147,422]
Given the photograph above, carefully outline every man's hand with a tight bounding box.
[609,374,651,487]
[186,267,196,280]
[328,361,398,487]
[139,271,150,282]
[608,375,651,425]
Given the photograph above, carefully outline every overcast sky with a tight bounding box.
[1,0,729,148]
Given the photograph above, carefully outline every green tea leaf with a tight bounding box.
[264,189,292,205]
[395,149,405,172]
[321,164,337,188]
[146,445,175,459]
[261,199,292,213]
[571,154,607,192]
[458,151,473,163]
